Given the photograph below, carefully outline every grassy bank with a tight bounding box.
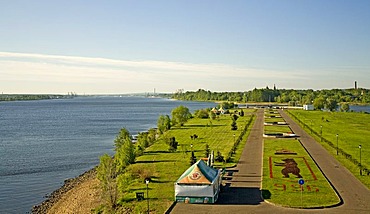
[287,110,370,188]
[116,109,256,213]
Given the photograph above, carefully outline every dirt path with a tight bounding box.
[47,177,101,214]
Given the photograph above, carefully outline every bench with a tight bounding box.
[136,192,145,201]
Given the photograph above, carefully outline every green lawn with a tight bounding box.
[264,124,292,134]
[287,110,370,188]
[264,117,286,123]
[118,110,256,213]
[262,138,340,207]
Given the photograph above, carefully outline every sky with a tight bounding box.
[1,0,370,94]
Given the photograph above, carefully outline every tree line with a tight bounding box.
[0,94,76,101]
[171,87,370,106]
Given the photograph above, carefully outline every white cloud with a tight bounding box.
[0,51,309,93]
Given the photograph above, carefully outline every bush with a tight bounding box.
[165,136,178,152]
[195,109,210,119]
[215,150,224,162]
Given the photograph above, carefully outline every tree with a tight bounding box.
[204,144,210,157]
[114,128,131,150]
[157,115,171,134]
[114,129,135,173]
[137,132,149,148]
[97,154,118,211]
[325,98,338,111]
[215,150,224,162]
[171,105,191,126]
[190,151,197,165]
[165,135,179,152]
[340,103,350,112]
[231,120,237,130]
[195,109,209,119]
[231,114,238,130]
[313,97,325,110]
[209,111,216,120]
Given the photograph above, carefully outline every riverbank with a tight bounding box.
[31,167,99,214]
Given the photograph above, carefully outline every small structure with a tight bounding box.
[174,160,222,204]
[303,104,314,110]
[218,107,226,114]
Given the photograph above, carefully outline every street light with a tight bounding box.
[233,134,236,144]
[145,179,150,214]
[320,125,323,142]
[359,145,362,176]
[310,120,313,134]
[336,134,339,155]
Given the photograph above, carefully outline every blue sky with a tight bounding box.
[1,0,369,94]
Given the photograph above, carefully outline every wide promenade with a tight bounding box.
[171,109,370,213]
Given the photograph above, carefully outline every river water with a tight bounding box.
[0,96,215,213]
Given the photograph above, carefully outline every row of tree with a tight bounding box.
[171,88,370,105]
[96,127,157,212]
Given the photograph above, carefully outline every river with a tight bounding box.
[0,96,215,213]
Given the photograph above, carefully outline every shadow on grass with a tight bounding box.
[217,185,263,205]
[184,124,225,128]
[144,151,170,154]
[150,180,172,184]
[135,160,175,164]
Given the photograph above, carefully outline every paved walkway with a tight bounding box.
[170,109,370,214]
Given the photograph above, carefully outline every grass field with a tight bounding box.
[287,110,370,188]
[264,124,292,134]
[262,138,340,207]
[117,109,256,213]
[264,116,286,123]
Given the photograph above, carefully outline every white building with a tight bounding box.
[303,104,314,110]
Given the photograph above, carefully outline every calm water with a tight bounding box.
[350,105,370,113]
[0,96,215,213]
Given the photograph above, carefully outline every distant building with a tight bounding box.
[303,104,314,110]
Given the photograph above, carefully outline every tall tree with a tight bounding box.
[313,97,325,110]
[97,154,118,211]
[114,128,131,150]
[157,115,171,134]
[171,105,191,126]
[325,98,338,111]
[113,128,135,173]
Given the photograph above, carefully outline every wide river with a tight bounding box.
[0,96,215,213]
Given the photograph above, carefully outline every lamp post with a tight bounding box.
[233,134,236,144]
[145,179,150,214]
[336,134,339,155]
[310,120,313,134]
[359,145,362,176]
[320,125,323,142]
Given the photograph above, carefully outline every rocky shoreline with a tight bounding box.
[31,167,97,214]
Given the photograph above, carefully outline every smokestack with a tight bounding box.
[355,81,357,90]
